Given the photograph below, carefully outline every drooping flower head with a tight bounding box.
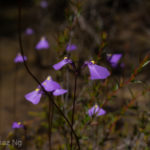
[25,28,34,35]
[14,53,27,63]
[25,76,67,105]
[85,60,110,80]
[40,0,48,8]
[42,76,67,95]
[12,122,24,129]
[88,104,106,117]
[66,44,77,52]
[35,37,50,50]
[53,57,73,70]
[107,54,122,68]
[25,88,42,105]
[42,76,61,92]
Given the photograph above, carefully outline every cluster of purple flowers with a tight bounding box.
[14,17,124,120]
[25,76,67,105]
[14,51,123,118]
[52,57,111,117]
[53,57,110,80]
[14,53,123,115]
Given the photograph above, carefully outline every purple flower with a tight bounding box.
[14,53,27,63]
[42,76,61,92]
[25,88,42,104]
[53,89,68,96]
[25,28,34,35]
[88,104,106,117]
[12,122,24,129]
[35,37,50,50]
[25,76,67,104]
[86,61,110,80]
[107,54,122,68]
[66,44,77,52]
[53,57,72,70]
[40,0,48,8]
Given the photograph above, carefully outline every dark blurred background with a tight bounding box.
[0,0,150,141]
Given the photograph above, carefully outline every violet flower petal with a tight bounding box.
[66,44,77,52]
[53,89,68,96]
[42,76,61,92]
[12,122,24,129]
[107,54,122,68]
[35,37,50,50]
[25,28,34,35]
[40,0,48,8]
[25,88,42,104]
[88,106,95,117]
[14,53,27,63]
[97,108,106,116]
[88,105,106,117]
[88,61,110,80]
[53,57,72,70]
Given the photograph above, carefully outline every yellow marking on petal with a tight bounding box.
[95,105,98,108]
[35,88,40,92]
[18,122,21,125]
[43,82,46,85]
[64,57,68,59]
[91,60,95,64]
[47,76,51,80]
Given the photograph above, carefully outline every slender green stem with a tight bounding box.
[71,73,77,150]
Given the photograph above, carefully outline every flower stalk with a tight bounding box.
[48,94,54,150]
[71,71,78,150]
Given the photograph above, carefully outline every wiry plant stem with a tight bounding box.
[71,72,78,150]
[13,64,17,122]
[48,94,54,150]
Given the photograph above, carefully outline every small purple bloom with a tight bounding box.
[107,54,122,68]
[35,37,50,50]
[25,88,42,104]
[88,104,106,117]
[53,89,68,96]
[53,57,72,70]
[14,53,27,63]
[86,61,110,80]
[12,122,24,129]
[25,28,34,35]
[40,0,48,8]
[66,44,77,52]
[42,76,61,92]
